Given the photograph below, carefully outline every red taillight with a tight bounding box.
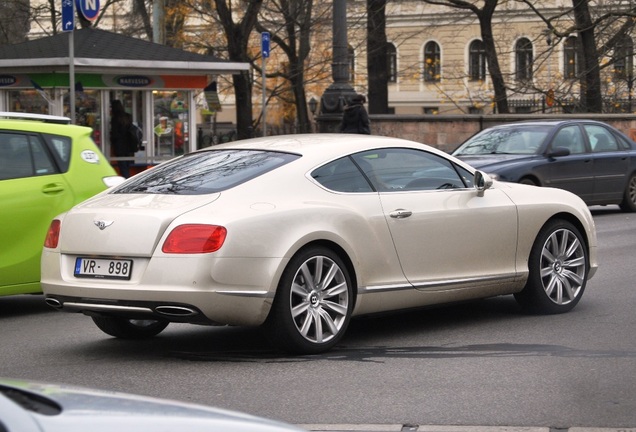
[162,224,227,254]
[44,220,61,249]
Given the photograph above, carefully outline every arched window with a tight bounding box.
[387,43,397,83]
[563,36,579,79]
[424,41,441,82]
[469,40,486,81]
[614,35,634,80]
[515,38,533,81]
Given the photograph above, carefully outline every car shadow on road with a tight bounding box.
[64,295,540,362]
[0,294,53,319]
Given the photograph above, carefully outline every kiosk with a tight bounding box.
[0,28,249,174]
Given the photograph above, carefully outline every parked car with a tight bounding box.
[0,112,124,297]
[0,378,305,432]
[452,119,636,211]
[41,134,598,354]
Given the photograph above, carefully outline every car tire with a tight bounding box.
[266,246,353,354]
[514,219,588,314]
[91,316,169,339]
[619,173,636,212]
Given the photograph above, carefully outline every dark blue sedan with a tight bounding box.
[452,119,636,211]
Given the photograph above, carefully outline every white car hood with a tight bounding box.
[0,378,304,432]
[59,193,220,256]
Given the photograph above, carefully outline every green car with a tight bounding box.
[0,112,124,296]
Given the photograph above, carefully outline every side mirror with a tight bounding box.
[549,147,571,158]
[474,170,493,196]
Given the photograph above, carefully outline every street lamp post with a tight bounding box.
[318,0,356,131]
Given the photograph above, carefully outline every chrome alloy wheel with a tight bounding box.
[289,255,350,344]
[539,228,586,305]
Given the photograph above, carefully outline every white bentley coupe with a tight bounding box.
[41,134,598,354]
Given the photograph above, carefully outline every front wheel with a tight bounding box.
[92,316,169,339]
[619,173,636,212]
[266,246,353,354]
[514,219,588,314]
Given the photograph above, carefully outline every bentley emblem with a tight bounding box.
[94,220,114,230]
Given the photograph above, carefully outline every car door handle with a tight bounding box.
[42,183,65,194]
[390,209,412,219]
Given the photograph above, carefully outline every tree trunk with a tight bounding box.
[214,0,263,139]
[367,0,389,114]
[480,0,508,114]
[572,0,603,112]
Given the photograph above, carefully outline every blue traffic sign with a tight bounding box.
[62,0,74,32]
[261,32,270,58]
[76,0,100,22]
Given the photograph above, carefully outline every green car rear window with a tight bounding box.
[113,149,300,195]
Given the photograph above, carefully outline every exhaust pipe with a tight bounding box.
[45,297,63,309]
[154,305,198,317]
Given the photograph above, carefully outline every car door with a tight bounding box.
[583,124,630,203]
[351,148,518,289]
[0,132,73,292]
[543,125,595,202]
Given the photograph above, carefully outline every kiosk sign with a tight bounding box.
[76,0,100,22]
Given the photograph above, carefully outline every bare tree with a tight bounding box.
[214,0,263,139]
[420,0,509,114]
[256,0,316,133]
[0,0,30,44]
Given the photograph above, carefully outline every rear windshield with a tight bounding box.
[113,149,300,195]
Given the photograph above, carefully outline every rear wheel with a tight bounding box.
[266,246,353,354]
[514,219,588,314]
[619,173,636,212]
[92,316,168,339]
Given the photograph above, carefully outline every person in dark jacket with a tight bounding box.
[339,94,370,134]
[110,99,134,178]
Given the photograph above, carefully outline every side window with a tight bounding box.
[30,136,57,175]
[0,132,60,180]
[551,125,586,154]
[351,148,467,192]
[0,133,34,180]
[584,125,620,153]
[311,157,373,193]
[43,134,72,172]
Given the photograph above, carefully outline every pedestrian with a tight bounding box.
[109,99,134,178]
[339,94,370,135]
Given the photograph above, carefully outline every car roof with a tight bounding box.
[0,118,93,136]
[199,133,447,164]
[486,119,616,129]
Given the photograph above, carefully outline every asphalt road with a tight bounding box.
[1,205,635,431]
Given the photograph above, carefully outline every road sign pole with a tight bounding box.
[69,30,75,123]
[262,55,266,137]
[261,32,270,137]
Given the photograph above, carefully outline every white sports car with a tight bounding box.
[41,134,598,354]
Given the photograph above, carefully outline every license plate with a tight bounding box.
[74,257,133,280]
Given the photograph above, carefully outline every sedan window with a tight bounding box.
[114,150,300,195]
[584,125,620,153]
[551,125,586,154]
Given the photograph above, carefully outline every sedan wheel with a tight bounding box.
[619,173,636,212]
[266,246,353,354]
[92,316,169,339]
[514,219,588,314]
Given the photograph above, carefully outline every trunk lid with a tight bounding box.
[59,193,220,256]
